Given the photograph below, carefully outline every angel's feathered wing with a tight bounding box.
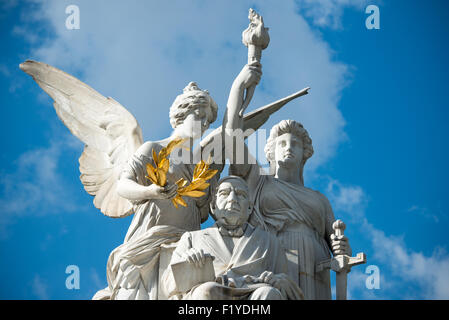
[20,60,143,218]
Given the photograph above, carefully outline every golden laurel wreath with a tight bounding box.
[145,137,218,208]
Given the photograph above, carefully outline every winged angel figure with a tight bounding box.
[20,57,308,299]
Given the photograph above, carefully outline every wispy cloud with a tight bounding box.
[0,132,85,235]
[0,64,11,77]
[368,222,449,299]
[327,179,449,299]
[296,0,370,29]
[406,205,440,223]
[31,274,49,300]
[326,178,366,214]
[90,268,105,292]
[14,0,353,171]
[0,63,25,93]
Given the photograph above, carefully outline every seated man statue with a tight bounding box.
[163,175,304,300]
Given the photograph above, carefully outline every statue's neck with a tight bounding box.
[275,164,302,186]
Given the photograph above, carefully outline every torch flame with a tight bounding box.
[242,8,270,49]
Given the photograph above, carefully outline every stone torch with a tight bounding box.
[240,8,270,116]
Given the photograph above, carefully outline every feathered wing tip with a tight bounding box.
[20,60,144,218]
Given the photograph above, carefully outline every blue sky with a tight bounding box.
[1,0,448,300]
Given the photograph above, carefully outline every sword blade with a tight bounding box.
[336,271,347,300]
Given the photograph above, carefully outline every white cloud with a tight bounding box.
[0,132,85,234]
[407,205,440,223]
[0,64,11,77]
[31,274,49,300]
[296,0,370,29]
[90,268,105,291]
[12,25,40,44]
[327,179,449,299]
[326,178,365,214]
[367,222,449,299]
[0,62,26,93]
[16,0,352,171]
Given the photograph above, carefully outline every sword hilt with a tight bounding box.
[316,219,367,300]
[333,219,346,237]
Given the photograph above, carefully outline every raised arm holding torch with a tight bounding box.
[240,8,270,116]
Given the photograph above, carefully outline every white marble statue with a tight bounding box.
[19,54,309,299]
[227,118,353,300]
[19,58,270,299]
[91,81,223,300]
[164,175,304,300]
[19,8,363,300]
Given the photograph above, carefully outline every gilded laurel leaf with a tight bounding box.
[173,195,187,207]
[145,175,157,185]
[190,177,206,186]
[155,168,161,185]
[176,178,188,188]
[195,160,206,178]
[152,149,158,167]
[159,137,186,160]
[158,149,167,162]
[146,137,187,189]
[146,163,158,184]
[179,183,194,193]
[199,169,218,181]
[161,170,168,186]
[193,163,199,178]
[193,181,210,191]
[166,137,187,154]
[150,142,217,209]
[180,190,205,198]
[159,158,170,171]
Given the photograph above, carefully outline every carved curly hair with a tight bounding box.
[169,82,218,129]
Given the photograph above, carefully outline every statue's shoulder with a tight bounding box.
[309,188,333,211]
[188,227,213,237]
[301,186,329,201]
[251,224,275,239]
[313,189,331,202]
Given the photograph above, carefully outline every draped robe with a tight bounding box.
[165,223,303,300]
[232,165,335,300]
[93,144,216,300]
